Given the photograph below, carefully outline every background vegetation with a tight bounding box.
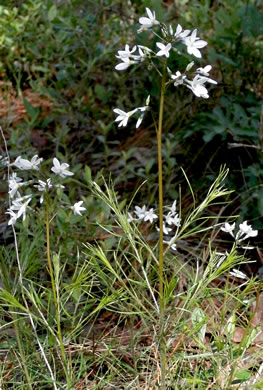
[0,0,263,388]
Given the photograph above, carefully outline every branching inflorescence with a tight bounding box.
[113,8,217,254]
[113,7,217,129]
[6,155,86,226]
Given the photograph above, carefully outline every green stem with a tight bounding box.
[157,60,167,390]
[45,200,71,389]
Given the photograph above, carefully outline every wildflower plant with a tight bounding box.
[4,152,86,388]
[0,5,261,389]
[113,8,218,387]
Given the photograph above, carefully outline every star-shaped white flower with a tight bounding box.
[8,173,26,199]
[156,42,172,58]
[138,8,160,33]
[171,71,186,87]
[113,108,137,127]
[6,209,17,225]
[187,75,212,98]
[6,195,32,225]
[184,29,207,58]
[51,158,74,178]
[34,178,53,203]
[165,213,181,227]
[143,208,158,223]
[221,222,236,238]
[134,205,147,220]
[236,221,258,241]
[173,24,190,40]
[115,57,137,71]
[13,155,43,170]
[71,201,86,216]
[116,44,137,60]
[157,223,172,235]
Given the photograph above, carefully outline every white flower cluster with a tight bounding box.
[5,155,86,225]
[115,44,151,71]
[113,7,217,128]
[169,64,217,99]
[128,200,180,251]
[217,219,259,281]
[221,221,258,242]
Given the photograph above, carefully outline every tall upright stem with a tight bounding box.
[157,61,167,389]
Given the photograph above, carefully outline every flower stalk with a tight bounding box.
[157,60,167,389]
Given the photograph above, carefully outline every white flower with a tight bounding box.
[127,212,134,222]
[35,178,52,192]
[171,71,186,87]
[173,24,191,40]
[6,209,17,225]
[195,68,217,85]
[186,73,217,98]
[113,108,137,127]
[156,42,172,58]
[143,208,158,223]
[236,221,258,241]
[13,155,43,170]
[34,178,53,203]
[229,268,247,280]
[6,194,32,225]
[116,44,137,60]
[115,45,151,71]
[138,8,160,33]
[165,213,181,226]
[71,201,86,216]
[186,75,210,98]
[115,45,139,71]
[163,237,177,251]
[51,158,74,178]
[196,65,212,76]
[221,222,236,238]
[157,224,172,235]
[8,173,27,199]
[164,200,181,226]
[184,29,207,58]
[115,57,136,71]
[134,205,147,220]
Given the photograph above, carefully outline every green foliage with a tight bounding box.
[184,93,262,143]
